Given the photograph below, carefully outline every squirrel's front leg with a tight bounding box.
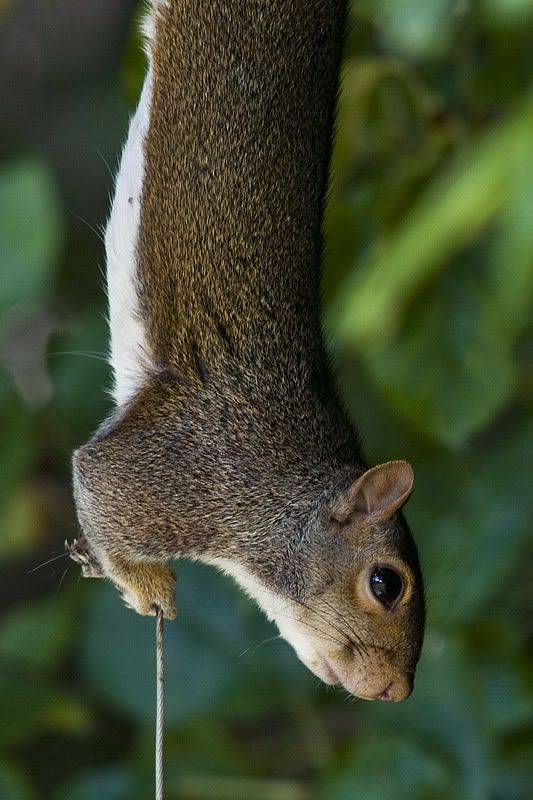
[101,555,177,620]
[67,535,177,619]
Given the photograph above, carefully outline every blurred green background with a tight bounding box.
[1,0,532,798]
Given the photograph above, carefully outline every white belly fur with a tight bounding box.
[106,0,170,407]
[105,64,155,407]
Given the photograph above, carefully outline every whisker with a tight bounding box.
[93,144,115,182]
[238,634,282,659]
[319,595,370,658]
[71,212,105,245]
[48,351,108,363]
[56,567,69,593]
[271,607,348,650]
[28,552,68,573]
[294,597,357,654]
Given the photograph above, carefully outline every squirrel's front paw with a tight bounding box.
[118,564,177,620]
[65,536,104,578]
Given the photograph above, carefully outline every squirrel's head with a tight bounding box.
[250,460,425,702]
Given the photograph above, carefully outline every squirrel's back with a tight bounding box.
[106,0,347,406]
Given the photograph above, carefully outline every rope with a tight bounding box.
[155,607,165,800]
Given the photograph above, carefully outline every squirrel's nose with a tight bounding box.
[376,673,413,702]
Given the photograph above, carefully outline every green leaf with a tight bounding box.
[0,484,47,561]
[410,420,533,624]
[333,96,533,350]
[0,382,47,560]
[0,761,35,800]
[0,397,34,497]
[324,57,432,307]
[0,595,75,673]
[368,0,457,58]
[331,96,533,445]
[170,775,311,800]
[121,2,148,108]
[360,246,516,446]
[52,768,138,800]
[0,160,62,315]
[322,732,453,800]
[491,730,533,800]
[472,622,533,735]
[49,310,111,436]
[0,668,91,746]
[485,0,533,24]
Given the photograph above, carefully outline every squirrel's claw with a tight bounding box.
[65,536,104,578]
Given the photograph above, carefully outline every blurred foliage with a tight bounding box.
[1,0,532,798]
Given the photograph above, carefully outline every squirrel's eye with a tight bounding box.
[370,567,403,609]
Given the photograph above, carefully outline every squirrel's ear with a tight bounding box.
[331,461,414,525]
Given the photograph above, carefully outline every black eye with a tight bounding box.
[370,567,403,608]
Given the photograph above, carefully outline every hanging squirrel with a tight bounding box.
[67,0,425,702]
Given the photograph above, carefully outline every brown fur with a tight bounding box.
[68,0,425,701]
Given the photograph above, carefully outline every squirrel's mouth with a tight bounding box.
[314,657,412,702]
[316,659,375,697]
[318,658,342,685]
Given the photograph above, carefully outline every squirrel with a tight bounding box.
[67,0,425,702]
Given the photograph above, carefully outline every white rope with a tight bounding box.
[155,607,165,800]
